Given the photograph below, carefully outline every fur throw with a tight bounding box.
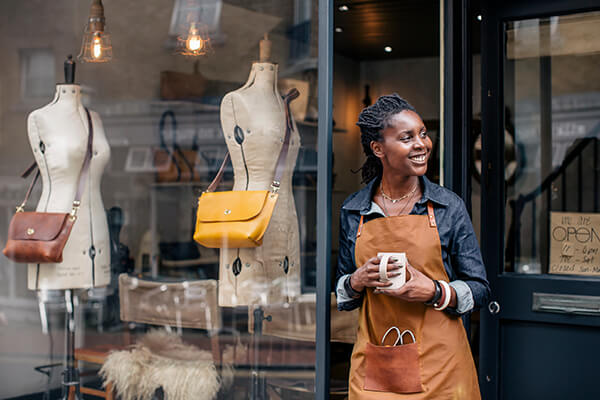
[100,330,221,400]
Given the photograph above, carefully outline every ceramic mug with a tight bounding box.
[376,252,407,290]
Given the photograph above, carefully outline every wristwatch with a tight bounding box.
[424,280,442,306]
[344,275,363,299]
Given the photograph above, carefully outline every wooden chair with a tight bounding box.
[68,344,118,399]
[70,276,222,399]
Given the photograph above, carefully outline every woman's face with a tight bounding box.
[371,110,432,177]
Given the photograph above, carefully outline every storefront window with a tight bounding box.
[504,11,600,275]
[0,0,319,398]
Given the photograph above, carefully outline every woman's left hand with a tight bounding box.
[374,262,436,302]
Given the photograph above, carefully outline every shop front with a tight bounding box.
[0,0,599,399]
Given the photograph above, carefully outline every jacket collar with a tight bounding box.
[342,175,449,214]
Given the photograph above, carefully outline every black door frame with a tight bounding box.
[316,0,333,398]
[443,0,473,209]
[480,1,600,399]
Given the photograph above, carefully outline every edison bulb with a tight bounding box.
[175,22,212,56]
[78,24,112,62]
[187,35,203,52]
[93,36,102,58]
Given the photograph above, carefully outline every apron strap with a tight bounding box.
[427,201,437,228]
[356,215,364,239]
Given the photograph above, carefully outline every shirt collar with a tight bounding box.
[342,175,449,214]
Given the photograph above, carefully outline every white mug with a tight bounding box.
[376,252,407,290]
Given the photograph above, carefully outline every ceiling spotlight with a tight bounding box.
[339,5,349,11]
[384,46,392,53]
[477,14,482,21]
[335,27,343,33]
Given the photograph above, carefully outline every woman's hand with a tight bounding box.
[350,256,401,293]
[374,262,437,303]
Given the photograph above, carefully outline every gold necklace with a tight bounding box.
[381,186,417,217]
[380,181,417,203]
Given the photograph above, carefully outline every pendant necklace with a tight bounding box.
[380,180,418,203]
[381,184,418,217]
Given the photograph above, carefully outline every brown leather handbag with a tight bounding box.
[2,108,94,264]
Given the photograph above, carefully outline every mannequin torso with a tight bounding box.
[27,84,111,289]
[218,63,301,306]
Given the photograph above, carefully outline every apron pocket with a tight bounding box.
[364,341,423,394]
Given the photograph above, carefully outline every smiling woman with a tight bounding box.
[335,94,490,399]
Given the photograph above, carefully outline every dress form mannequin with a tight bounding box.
[218,36,301,306]
[26,84,111,290]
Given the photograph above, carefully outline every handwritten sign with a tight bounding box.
[549,212,600,276]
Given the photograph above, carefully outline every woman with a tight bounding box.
[336,94,490,399]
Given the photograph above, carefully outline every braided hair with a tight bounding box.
[356,93,416,183]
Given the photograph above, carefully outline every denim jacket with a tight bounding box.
[335,176,490,315]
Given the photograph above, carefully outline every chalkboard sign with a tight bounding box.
[549,212,600,276]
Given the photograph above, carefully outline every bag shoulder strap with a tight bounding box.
[17,108,94,217]
[206,88,300,193]
[158,110,183,181]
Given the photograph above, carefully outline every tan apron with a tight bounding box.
[349,202,481,399]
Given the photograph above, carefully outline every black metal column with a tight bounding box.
[315,0,333,398]
[443,0,473,211]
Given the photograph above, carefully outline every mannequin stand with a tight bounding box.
[250,306,271,400]
[61,289,81,400]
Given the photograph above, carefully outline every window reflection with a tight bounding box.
[504,12,600,275]
[0,0,319,398]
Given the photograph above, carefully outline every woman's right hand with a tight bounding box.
[350,256,401,293]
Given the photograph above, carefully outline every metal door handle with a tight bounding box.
[488,301,501,315]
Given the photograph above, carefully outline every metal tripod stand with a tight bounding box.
[60,289,81,400]
[250,306,271,400]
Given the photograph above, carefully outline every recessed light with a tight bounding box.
[339,5,349,12]
[384,46,392,53]
[335,27,343,33]
[477,14,482,21]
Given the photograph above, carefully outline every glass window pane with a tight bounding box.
[504,11,600,276]
[20,49,55,99]
[0,1,318,397]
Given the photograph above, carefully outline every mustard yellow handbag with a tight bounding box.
[193,88,299,248]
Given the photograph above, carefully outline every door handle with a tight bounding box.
[488,301,501,315]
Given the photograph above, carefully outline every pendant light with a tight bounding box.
[175,21,213,56]
[78,0,113,63]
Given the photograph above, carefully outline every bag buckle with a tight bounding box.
[70,200,81,221]
[15,203,25,213]
[270,180,280,193]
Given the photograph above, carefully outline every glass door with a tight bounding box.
[480,1,600,399]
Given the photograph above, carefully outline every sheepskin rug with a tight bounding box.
[100,329,221,400]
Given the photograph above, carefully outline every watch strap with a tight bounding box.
[424,279,442,306]
[344,275,362,299]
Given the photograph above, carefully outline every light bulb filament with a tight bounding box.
[187,36,203,51]
[93,36,102,58]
